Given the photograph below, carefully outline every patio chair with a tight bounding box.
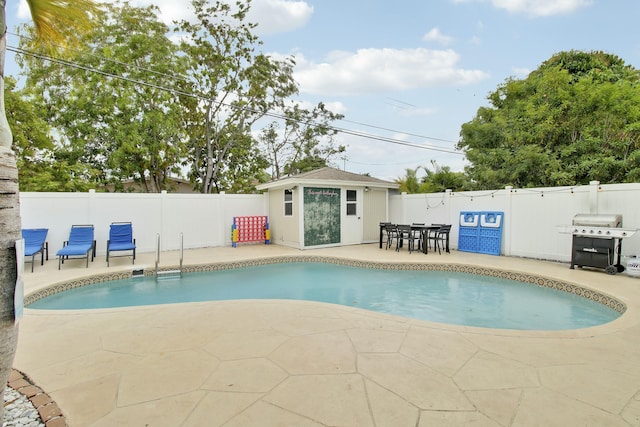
[425,223,445,250]
[396,224,422,253]
[428,224,452,254]
[56,224,96,269]
[411,223,426,253]
[107,222,136,266]
[384,224,399,250]
[22,228,48,272]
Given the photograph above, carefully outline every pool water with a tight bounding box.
[28,262,620,330]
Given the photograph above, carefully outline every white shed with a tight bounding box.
[256,167,399,249]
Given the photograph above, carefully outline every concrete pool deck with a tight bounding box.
[13,244,640,426]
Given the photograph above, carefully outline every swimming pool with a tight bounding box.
[28,261,620,330]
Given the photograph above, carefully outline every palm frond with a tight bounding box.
[25,0,102,51]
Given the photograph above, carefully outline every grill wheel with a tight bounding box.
[605,265,618,275]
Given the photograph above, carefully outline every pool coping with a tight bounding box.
[24,255,627,315]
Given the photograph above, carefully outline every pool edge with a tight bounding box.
[24,255,627,315]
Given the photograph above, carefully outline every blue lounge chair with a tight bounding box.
[57,225,96,269]
[22,228,49,272]
[107,222,136,266]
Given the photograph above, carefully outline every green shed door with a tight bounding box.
[303,187,341,246]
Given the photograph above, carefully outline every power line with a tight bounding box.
[9,31,460,147]
[338,117,457,144]
[8,43,463,156]
[7,30,461,152]
[347,158,434,166]
[8,31,193,84]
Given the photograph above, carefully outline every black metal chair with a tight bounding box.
[429,224,452,254]
[396,224,422,253]
[411,223,426,253]
[426,223,446,250]
[384,224,399,250]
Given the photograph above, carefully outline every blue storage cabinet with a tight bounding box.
[478,211,504,255]
[458,211,480,253]
[458,211,504,255]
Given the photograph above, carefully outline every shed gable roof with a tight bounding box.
[256,167,399,190]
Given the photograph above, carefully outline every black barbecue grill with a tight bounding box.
[562,213,636,274]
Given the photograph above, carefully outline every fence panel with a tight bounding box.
[19,181,640,262]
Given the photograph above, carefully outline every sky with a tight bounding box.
[7,0,640,182]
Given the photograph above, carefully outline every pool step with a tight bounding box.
[156,269,182,279]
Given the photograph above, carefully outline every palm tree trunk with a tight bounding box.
[0,147,20,423]
[0,2,21,420]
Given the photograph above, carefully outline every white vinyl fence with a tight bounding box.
[19,190,269,256]
[19,181,640,263]
[389,181,640,262]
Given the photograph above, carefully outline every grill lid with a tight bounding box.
[572,213,622,228]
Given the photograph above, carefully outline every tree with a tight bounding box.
[5,77,90,191]
[0,0,99,418]
[176,0,298,193]
[539,50,639,83]
[394,167,422,193]
[208,126,270,193]
[394,162,470,194]
[6,76,51,188]
[18,1,187,192]
[458,50,640,189]
[421,161,469,193]
[259,102,345,180]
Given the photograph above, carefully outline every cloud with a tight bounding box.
[293,48,489,96]
[84,0,312,33]
[492,0,593,16]
[121,0,196,24]
[422,28,454,46]
[451,0,593,17]
[248,0,313,35]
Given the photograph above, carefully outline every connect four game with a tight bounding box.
[232,216,270,247]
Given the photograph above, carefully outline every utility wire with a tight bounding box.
[8,43,463,155]
[8,30,460,150]
[338,117,457,144]
[10,30,460,147]
[8,31,193,83]
[348,158,434,166]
